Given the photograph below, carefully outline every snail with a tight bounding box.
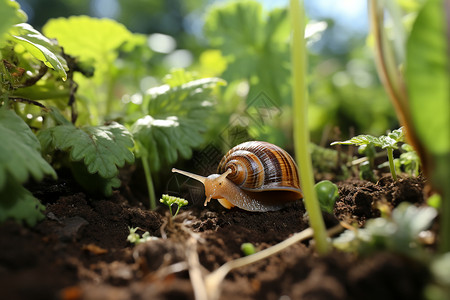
[172,141,303,212]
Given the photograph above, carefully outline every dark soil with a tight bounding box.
[0,174,431,300]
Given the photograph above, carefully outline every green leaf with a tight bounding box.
[40,119,134,178]
[0,178,45,226]
[0,0,27,43]
[204,0,290,104]
[331,128,405,150]
[314,180,339,214]
[10,23,68,80]
[0,109,56,190]
[42,16,132,73]
[131,75,225,171]
[406,0,450,156]
[333,202,437,256]
[69,161,121,197]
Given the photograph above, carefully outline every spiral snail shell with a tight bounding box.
[172,141,303,212]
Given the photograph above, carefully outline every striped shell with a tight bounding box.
[217,141,302,195]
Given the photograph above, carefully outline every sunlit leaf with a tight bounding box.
[131,74,225,171]
[0,0,27,43]
[42,16,133,73]
[204,0,290,104]
[10,23,68,80]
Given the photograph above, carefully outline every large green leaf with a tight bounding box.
[0,0,26,43]
[39,120,135,178]
[42,16,132,73]
[131,75,225,171]
[0,109,56,190]
[0,177,45,226]
[405,0,450,155]
[204,0,290,104]
[405,0,450,252]
[10,23,68,80]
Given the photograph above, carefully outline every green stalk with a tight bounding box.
[141,152,156,210]
[387,148,397,180]
[289,0,330,254]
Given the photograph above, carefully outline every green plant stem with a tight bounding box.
[387,148,397,180]
[173,205,181,217]
[289,0,330,254]
[141,153,156,210]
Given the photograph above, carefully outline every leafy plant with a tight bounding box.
[160,194,188,219]
[333,202,437,258]
[127,227,155,245]
[204,0,290,106]
[131,70,225,209]
[0,1,71,225]
[331,127,405,180]
[314,180,339,214]
[369,0,450,252]
[38,109,135,196]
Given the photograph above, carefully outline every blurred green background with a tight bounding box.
[16,0,398,148]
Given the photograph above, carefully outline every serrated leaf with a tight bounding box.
[42,121,134,178]
[0,109,56,190]
[10,23,68,80]
[132,76,225,171]
[0,178,45,226]
[331,128,405,150]
[0,0,27,42]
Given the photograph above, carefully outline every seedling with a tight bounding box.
[333,202,437,258]
[127,227,156,245]
[160,194,189,220]
[314,180,339,214]
[240,243,256,256]
[331,127,405,180]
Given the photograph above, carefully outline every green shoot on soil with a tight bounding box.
[160,194,189,219]
[331,127,405,180]
[314,180,339,214]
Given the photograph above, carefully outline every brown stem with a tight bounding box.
[369,0,428,174]
[9,97,49,111]
[22,63,48,87]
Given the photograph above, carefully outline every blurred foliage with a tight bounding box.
[16,0,400,151]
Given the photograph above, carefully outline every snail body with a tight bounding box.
[172,141,303,212]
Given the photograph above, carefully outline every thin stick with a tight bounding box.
[205,224,343,300]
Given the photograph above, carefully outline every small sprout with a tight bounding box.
[160,194,189,218]
[333,202,437,257]
[331,127,406,180]
[314,180,339,214]
[127,227,156,245]
[241,242,257,256]
[427,194,441,209]
[398,143,420,177]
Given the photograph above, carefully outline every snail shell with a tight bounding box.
[218,141,301,193]
[172,141,303,212]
